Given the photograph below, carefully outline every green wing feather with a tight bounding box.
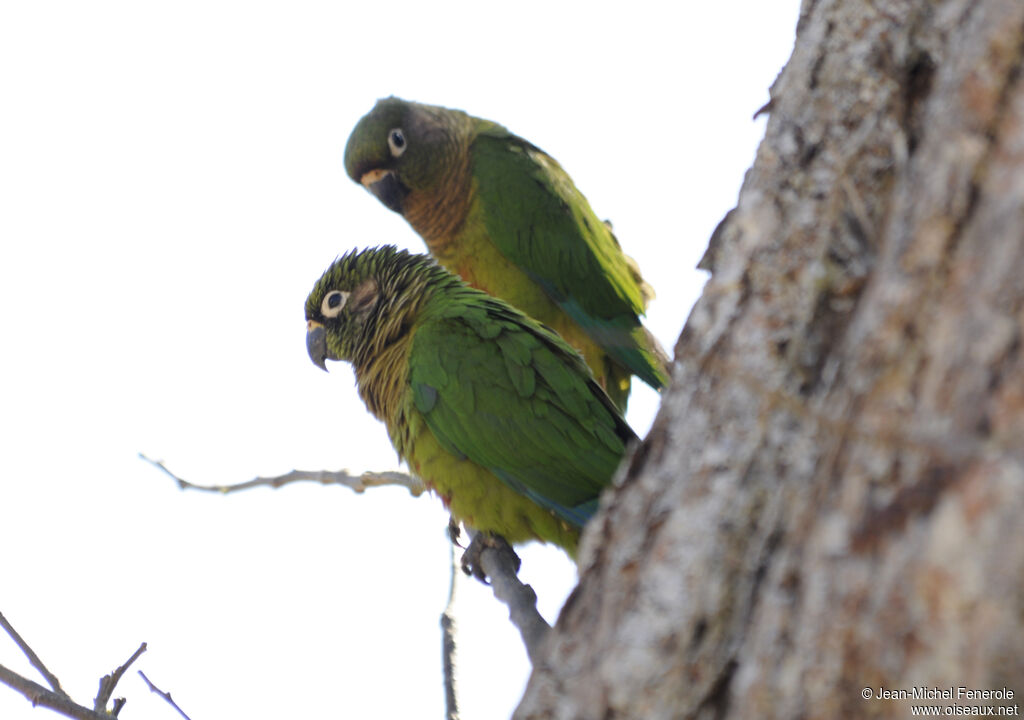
[471,126,668,390]
[407,291,635,527]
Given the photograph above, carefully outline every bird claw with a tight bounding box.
[447,517,463,547]
[460,532,520,583]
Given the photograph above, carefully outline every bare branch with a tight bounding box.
[139,453,425,496]
[441,530,461,720]
[93,642,146,712]
[0,663,112,720]
[0,610,65,696]
[0,610,151,719]
[462,534,551,665]
[138,670,193,720]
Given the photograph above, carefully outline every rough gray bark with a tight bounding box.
[516,0,1024,718]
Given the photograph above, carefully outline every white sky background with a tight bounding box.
[0,2,799,718]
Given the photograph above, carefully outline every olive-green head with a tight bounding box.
[343,97,473,214]
[305,245,450,371]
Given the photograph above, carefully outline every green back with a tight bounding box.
[407,288,635,527]
[471,126,668,391]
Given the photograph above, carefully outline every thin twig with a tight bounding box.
[0,663,111,720]
[139,453,425,496]
[0,610,65,695]
[94,642,146,712]
[441,530,461,720]
[138,670,192,720]
[0,611,149,719]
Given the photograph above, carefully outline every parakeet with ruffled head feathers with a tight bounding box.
[305,246,636,554]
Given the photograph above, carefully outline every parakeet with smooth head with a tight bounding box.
[343,97,670,412]
[305,246,636,554]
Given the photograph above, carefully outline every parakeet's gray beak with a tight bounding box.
[360,169,409,213]
[306,320,329,371]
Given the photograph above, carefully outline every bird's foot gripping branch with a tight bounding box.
[455,528,551,665]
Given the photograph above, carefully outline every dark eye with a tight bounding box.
[388,128,406,157]
[321,290,349,318]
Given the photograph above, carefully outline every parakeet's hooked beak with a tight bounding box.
[306,320,330,371]
[360,168,409,213]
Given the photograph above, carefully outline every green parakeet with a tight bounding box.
[305,246,636,553]
[343,97,670,412]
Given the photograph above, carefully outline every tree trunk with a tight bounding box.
[516,0,1024,718]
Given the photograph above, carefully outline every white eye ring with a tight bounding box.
[321,290,349,318]
[387,128,406,157]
